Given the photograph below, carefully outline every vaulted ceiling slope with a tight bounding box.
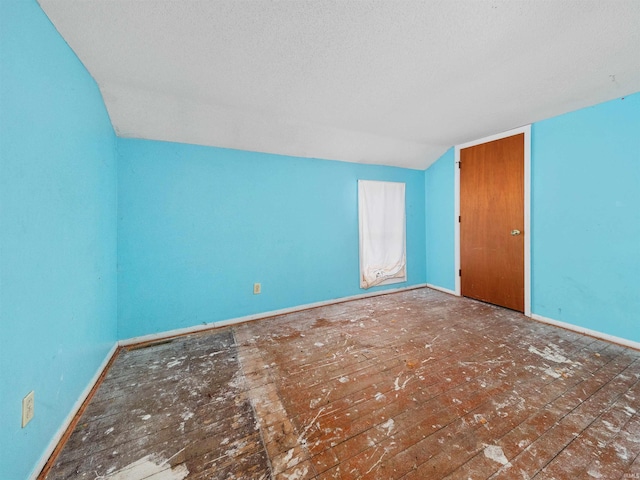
[39,1,640,170]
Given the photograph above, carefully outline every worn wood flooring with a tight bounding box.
[43,288,640,479]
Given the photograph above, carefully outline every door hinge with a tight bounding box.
[459,269,462,276]
[458,162,461,169]
[458,215,461,223]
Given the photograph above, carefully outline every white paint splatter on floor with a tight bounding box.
[280,448,294,467]
[281,464,309,480]
[613,443,629,460]
[473,414,487,425]
[541,366,562,378]
[379,418,395,436]
[587,466,603,478]
[166,359,183,368]
[99,454,188,480]
[528,344,577,365]
[394,376,410,391]
[365,447,386,474]
[483,445,508,465]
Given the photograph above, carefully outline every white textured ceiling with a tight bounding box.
[39,0,640,170]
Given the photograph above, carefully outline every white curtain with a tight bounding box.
[358,180,406,289]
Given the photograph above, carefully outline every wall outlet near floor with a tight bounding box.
[253,283,261,295]
[22,391,34,427]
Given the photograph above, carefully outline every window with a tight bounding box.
[358,180,406,289]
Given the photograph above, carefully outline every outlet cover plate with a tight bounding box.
[22,391,34,428]
[253,283,261,295]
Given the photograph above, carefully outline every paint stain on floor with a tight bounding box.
[44,329,270,479]
[97,454,189,480]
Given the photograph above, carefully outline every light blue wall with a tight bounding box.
[423,94,640,342]
[117,139,426,339]
[532,94,640,341]
[0,2,118,478]
[424,148,455,291]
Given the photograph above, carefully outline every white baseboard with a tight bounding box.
[531,313,640,351]
[30,342,119,480]
[119,283,428,347]
[426,284,457,296]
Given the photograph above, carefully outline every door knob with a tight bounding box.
[511,229,521,236]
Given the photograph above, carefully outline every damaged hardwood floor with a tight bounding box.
[43,288,640,479]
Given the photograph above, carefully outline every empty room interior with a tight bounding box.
[2,1,640,479]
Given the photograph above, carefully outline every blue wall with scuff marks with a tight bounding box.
[117,139,426,339]
[0,1,118,478]
[424,93,640,343]
[531,94,640,340]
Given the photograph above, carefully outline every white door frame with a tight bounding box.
[454,125,532,316]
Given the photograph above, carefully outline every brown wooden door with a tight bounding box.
[460,133,524,312]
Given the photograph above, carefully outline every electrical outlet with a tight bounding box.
[22,391,34,428]
[253,283,261,295]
